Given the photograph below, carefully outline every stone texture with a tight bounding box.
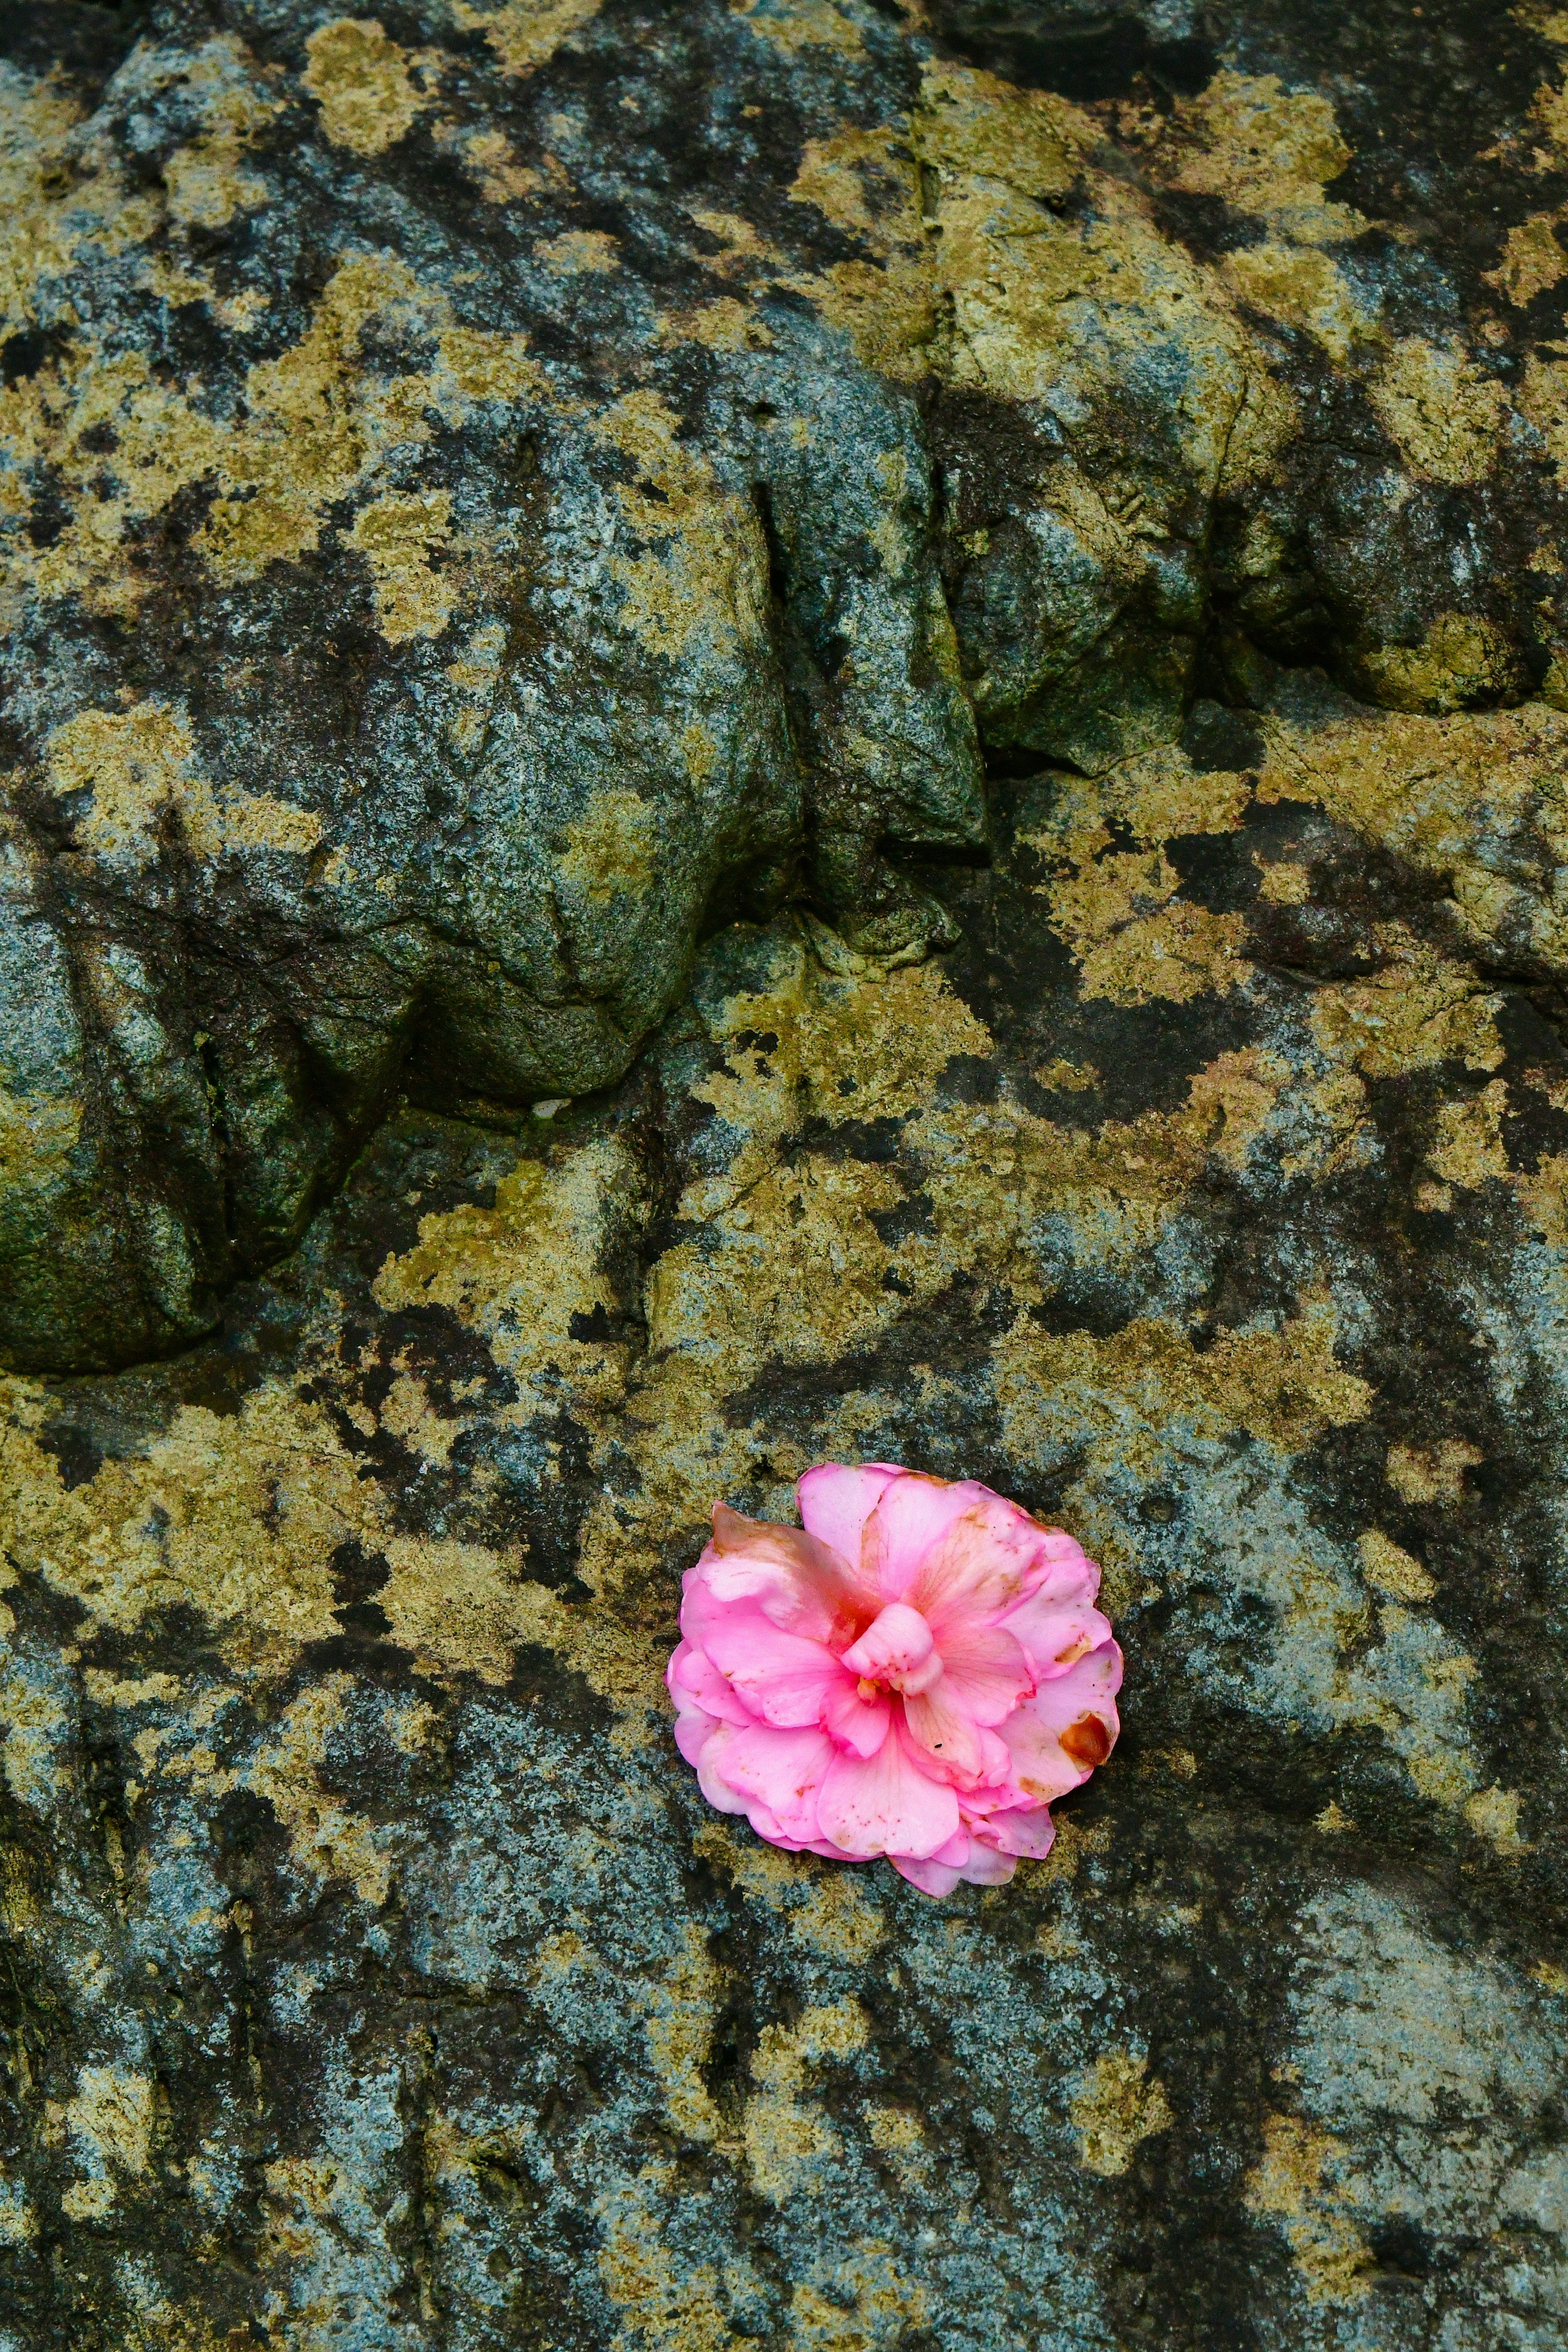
[1,2,1566,2348]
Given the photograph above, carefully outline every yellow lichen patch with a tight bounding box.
[198,251,430,579]
[1256,855,1312,903]
[346,489,457,641]
[0,345,232,617]
[1511,1149,1568,1247]
[304,20,433,156]
[1385,1437,1481,1504]
[1465,1782,1529,1855]
[376,1368,459,1464]
[1070,2047,1173,2176]
[533,228,620,274]
[1221,241,1373,362]
[918,62,1293,490]
[373,1137,665,1713]
[65,2066,155,2187]
[456,125,543,201]
[731,0,865,55]
[789,125,921,243]
[0,1085,81,1199]
[649,1153,911,1372]
[1256,702,1568,972]
[1532,71,1568,159]
[0,67,158,334]
[1309,932,1504,1080]
[1025,741,1255,1004]
[1037,1057,1100,1091]
[1519,352,1568,481]
[1166,70,1362,245]
[996,1295,1372,1489]
[592,390,771,665]
[694,940,1282,1310]
[643,1927,728,2146]
[1428,1071,1568,1251]
[1358,1530,1436,1604]
[1488,209,1568,303]
[0,252,533,618]
[246,1677,393,1907]
[743,2000,868,2201]
[450,0,602,76]
[379,1535,572,1684]
[686,206,774,272]
[782,56,1298,446]
[0,1374,379,1677]
[43,704,321,866]
[1353,613,1523,715]
[1428,1079,1511,1189]
[1245,2113,1374,2305]
[657,296,773,353]
[691,1821,887,1962]
[918,59,1091,198]
[695,933,994,1146]
[864,2104,924,2153]
[782,248,940,383]
[1043,739,1255,854]
[199,259,534,586]
[1369,339,1510,486]
[374,1136,637,1416]
[155,34,283,229]
[557,789,659,901]
[596,2174,733,2352]
[1044,846,1252,1005]
[789,2249,929,2350]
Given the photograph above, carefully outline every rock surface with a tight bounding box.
[1,2,1566,2348]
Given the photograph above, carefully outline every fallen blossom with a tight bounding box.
[666,1462,1122,1896]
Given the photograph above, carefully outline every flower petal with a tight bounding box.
[956,1838,1018,1885]
[822,1676,892,1759]
[700,1502,876,1644]
[669,1639,755,1726]
[673,1697,723,1769]
[1027,1535,1105,1608]
[1000,1641,1123,1805]
[697,1606,844,1728]
[891,1853,963,1897]
[693,1720,755,1815]
[902,1676,987,1783]
[706,1721,837,1842]
[816,1722,961,1859]
[931,1622,1036,1725]
[971,1802,1057,1859]
[860,1472,986,1599]
[891,1823,1016,1891]
[997,1592,1115,1680]
[904,1492,1060,1628]
[841,1601,936,1690]
[797,1461,904,1571]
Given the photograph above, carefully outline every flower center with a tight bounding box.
[841,1601,942,1697]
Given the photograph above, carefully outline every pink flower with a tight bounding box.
[666,1463,1122,1898]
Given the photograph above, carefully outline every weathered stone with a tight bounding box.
[1,4,1567,2350]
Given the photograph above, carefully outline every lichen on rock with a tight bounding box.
[1,2,1567,2348]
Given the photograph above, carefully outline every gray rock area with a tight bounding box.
[0,0,1566,2345]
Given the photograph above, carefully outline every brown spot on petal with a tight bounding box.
[1054,1633,1094,1666]
[1060,1713,1113,1768]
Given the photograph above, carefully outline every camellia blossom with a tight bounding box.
[666,1462,1122,1897]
